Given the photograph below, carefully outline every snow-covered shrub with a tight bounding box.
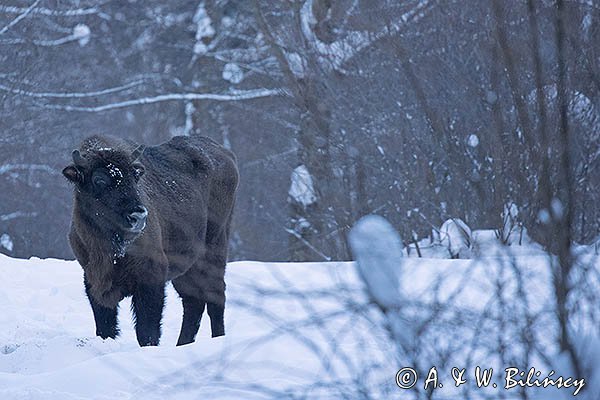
[439,218,472,258]
[497,202,525,245]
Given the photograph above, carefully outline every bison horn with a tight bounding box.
[72,149,85,166]
[131,145,145,162]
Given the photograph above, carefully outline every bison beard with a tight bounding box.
[63,135,238,347]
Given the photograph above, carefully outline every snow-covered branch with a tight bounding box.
[190,1,215,63]
[284,227,332,261]
[243,148,297,168]
[30,26,91,47]
[0,79,146,99]
[0,0,41,36]
[0,211,39,222]
[41,88,288,112]
[300,0,433,71]
[0,4,107,18]
[0,164,58,175]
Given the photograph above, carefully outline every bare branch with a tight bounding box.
[299,0,434,71]
[0,4,107,18]
[0,79,146,99]
[40,88,289,113]
[284,227,332,261]
[0,211,39,221]
[0,0,41,36]
[0,163,58,175]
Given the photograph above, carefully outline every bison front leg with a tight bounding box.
[132,283,165,346]
[84,279,119,339]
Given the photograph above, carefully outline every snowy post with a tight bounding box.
[348,215,411,351]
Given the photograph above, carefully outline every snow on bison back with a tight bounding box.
[63,135,238,346]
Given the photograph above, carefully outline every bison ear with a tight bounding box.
[62,165,84,184]
[133,163,145,180]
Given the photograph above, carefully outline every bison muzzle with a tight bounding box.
[63,135,238,346]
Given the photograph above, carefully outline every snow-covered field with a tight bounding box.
[0,246,597,399]
[0,255,381,400]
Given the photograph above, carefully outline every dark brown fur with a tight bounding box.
[64,135,238,346]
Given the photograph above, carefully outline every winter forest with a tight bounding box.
[1,0,600,399]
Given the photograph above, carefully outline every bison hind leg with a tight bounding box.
[203,221,229,339]
[206,302,225,337]
[201,258,226,338]
[173,263,226,344]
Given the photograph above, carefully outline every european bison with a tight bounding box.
[63,135,238,346]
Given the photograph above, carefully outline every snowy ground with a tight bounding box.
[0,243,597,399]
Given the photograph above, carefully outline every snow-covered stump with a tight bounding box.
[348,215,411,351]
[439,218,472,259]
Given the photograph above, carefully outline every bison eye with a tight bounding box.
[133,163,145,180]
[92,173,110,189]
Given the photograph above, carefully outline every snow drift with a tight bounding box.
[0,247,597,399]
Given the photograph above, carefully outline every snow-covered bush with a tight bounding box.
[439,218,472,258]
[497,202,525,245]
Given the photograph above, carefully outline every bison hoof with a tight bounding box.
[211,328,225,338]
[176,338,194,347]
[137,336,160,346]
[96,329,118,340]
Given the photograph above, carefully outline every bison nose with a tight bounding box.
[126,205,148,232]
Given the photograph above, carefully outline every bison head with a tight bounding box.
[63,144,148,236]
